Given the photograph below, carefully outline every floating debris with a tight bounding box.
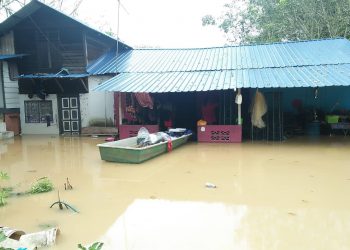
[205,182,217,188]
[0,226,60,249]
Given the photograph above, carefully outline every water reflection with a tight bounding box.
[101,199,350,250]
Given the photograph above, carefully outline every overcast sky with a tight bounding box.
[77,0,229,48]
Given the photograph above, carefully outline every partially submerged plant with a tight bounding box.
[50,191,79,213]
[78,242,104,250]
[64,177,73,190]
[30,177,54,194]
[0,171,10,206]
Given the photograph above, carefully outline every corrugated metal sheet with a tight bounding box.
[18,73,89,79]
[92,38,350,92]
[88,38,350,75]
[94,64,350,92]
[0,54,27,60]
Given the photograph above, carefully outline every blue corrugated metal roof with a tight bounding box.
[94,64,350,92]
[18,73,89,79]
[92,38,350,92]
[88,38,350,75]
[0,54,27,60]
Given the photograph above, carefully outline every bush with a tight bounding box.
[30,177,54,194]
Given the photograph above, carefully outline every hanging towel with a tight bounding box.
[134,93,154,109]
[250,90,267,128]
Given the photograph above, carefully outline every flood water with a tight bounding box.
[1,135,350,249]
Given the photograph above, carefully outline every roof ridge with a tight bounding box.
[115,62,350,74]
[132,37,348,51]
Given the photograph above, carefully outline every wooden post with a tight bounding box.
[118,92,122,125]
[237,88,242,125]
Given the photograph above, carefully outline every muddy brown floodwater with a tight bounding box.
[1,135,350,249]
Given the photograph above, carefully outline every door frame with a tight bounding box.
[57,94,81,135]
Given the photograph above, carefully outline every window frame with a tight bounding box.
[24,100,53,124]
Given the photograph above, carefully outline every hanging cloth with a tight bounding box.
[134,93,154,109]
[250,90,267,128]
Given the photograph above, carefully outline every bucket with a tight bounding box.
[306,122,320,136]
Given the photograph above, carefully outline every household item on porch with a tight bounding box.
[250,90,267,128]
[197,125,242,143]
[97,133,192,164]
[197,119,207,126]
[168,128,188,137]
[134,93,154,109]
[325,115,339,124]
[201,101,218,125]
[330,123,350,136]
[251,91,283,141]
[137,127,152,146]
[164,119,173,129]
[306,122,320,136]
[235,93,242,104]
[119,125,159,139]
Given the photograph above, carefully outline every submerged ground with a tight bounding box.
[1,135,350,249]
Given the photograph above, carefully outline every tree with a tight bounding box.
[202,0,350,44]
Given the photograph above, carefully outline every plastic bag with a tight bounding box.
[137,127,151,146]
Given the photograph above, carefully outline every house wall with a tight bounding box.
[2,61,19,109]
[19,94,59,134]
[0,31,15,54]
[80,76,114,128]
[13,8,117,75]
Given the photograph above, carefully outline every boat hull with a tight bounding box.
[98,134,191,164]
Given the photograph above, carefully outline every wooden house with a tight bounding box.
[0,0,131,135]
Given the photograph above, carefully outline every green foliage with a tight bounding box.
[0,232,14,250]
[0,172,9,180]
[0,172,10,206]
[203,0,350,44]
[30,177,54,194]
[0,189,9,207]
[78,242,104,250]
[0,232,7,242]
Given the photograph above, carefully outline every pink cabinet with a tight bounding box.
[119,125,159,139]
[197,125,242,143]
